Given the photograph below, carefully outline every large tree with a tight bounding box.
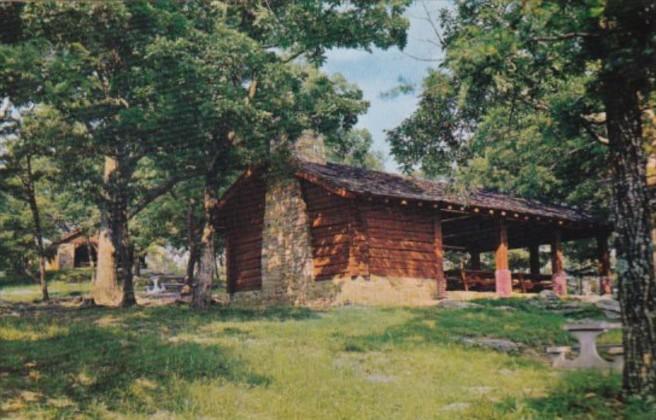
[389,0,656,397]
[1,1,411,307]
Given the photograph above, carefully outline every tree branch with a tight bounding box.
[532,32,599,42]
[128,172,201,219]
[420,1,446,47]
[401,51,442,63]
[582,119,609,145]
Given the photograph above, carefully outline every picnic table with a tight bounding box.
[547,321,623,371]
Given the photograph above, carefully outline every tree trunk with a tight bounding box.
[603,76,656,397]
[86,237,96,283]
[185,243,198,286]
[192,177,218,309]
[93,156,136,307]
[184,198,199,286]
[25,156,48,301]
[133,248,141,278]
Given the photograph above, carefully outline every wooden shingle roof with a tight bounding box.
[296,160,602,225]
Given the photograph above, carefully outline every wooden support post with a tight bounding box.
[495,219,512,297]
[470,249,481,270]
[551,229,567,296]
[597,233,611,295]
[433,211,446,299]
[529,244,541,276]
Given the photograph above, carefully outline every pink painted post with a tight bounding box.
[551,230,567,296]
[495,219,512,297]
[597,234,612,295]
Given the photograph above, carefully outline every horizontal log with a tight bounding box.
[313,254,349,268]
[233,268,262,281]
[232,249,262,263]
[229,238,262,251]
[370,258,437,273]
[231,233,262,245]
[312,236,350,248]
[233,257,261,271]
[366,217,433,234]
[364,209,433,225]
[313,244,350,257]
[367,227,433,243]
[307,200,349,214]
[302,183,340,198]
[314,262,349,277]
[311,224,350,238]
[225,217,263,230]
[310,210,350,228]
[369,248,435,262]
[230,197,265,210]
[233,282,262,292]
[368,238,435,253]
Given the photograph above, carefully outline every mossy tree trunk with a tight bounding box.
[192,172,219,309]
[93,155,136,307]
[603,75,656,396]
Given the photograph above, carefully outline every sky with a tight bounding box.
[322,1,447,171]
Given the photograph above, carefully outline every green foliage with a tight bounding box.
[1,1,409,271]
[327,128,385,170]
[386,0,656,272]
[388,2,612,213]
[0,101,95,275]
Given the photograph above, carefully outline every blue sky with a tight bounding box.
[322,1,447,171]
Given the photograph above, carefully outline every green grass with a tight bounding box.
[0,276,652,418]
[0,268,92,303]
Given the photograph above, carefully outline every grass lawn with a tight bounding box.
[0,272,652,419]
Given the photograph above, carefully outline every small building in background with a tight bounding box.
[46,231,97,271]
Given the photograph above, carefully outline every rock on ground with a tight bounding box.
[595,297,621,320]
[461,337,523,353]
[538,290,559,301]
[440,402,471,412]
[438,300,482,310]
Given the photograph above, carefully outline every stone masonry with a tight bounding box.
[230,174,315,305]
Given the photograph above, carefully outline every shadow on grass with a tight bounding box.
[0,302,322,417]
[497,370,654,419]
[0,268,93,288]
[340,298,604,353]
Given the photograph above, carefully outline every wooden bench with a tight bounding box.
[446,269,553,293]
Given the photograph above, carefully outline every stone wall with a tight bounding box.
[306,275,439,307]
[231,174,314,306]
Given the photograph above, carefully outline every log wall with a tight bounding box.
[301,180,440,282]
[362,203,438,279]
[223,176,266,292]
[301,181,353,281]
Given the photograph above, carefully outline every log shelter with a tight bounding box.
[216,159,611,304]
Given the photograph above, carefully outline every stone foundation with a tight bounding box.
[311,275,439,306]
[231,275,439,307]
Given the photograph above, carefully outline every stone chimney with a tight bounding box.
[293,130,326,164]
